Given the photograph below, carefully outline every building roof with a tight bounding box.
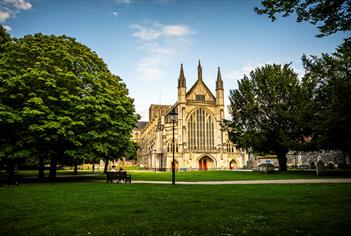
[135,121,148,130]
[186,78,216,101]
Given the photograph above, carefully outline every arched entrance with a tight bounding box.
[229,159,237,170]
[198,156,214,170]
[169,160,179,171]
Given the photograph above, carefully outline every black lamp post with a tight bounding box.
[169,108,178,185]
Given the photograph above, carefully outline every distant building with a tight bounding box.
[135,61,248,170]
[286,150,350,169]
[131,121,148,144]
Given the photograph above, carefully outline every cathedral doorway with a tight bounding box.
[198,156,214,170]
[170,160,179,171]
[229,159,237,170]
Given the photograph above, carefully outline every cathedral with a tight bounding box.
[134,61,248,170]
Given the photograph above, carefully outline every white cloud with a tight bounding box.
[115,0,132,5]
[227,62,266,82]
[3,0,32,10]
[163,25,192,37]
[131,23,192,41]
[227,60,305,83]
[130,22,193,81]
[0,11,11,22]
[135,57,163,80]
[2,24,12,31]
[131,24,163,41]
[0,0,32,26]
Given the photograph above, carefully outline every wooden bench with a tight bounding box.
[106,171,131,184]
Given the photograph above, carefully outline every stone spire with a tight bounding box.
[198,60,202,81]
[216,66,223,90]
[178,63,186,104]
[178,63,186,88]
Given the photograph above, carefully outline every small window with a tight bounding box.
[196,95,205,101]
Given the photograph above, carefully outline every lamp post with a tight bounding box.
[169,108,178,185]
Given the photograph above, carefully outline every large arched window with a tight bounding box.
[188,108,214,150]
[226,141,236,153]
[167,140,178,153]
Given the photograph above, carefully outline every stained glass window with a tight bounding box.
[188,108,214,150]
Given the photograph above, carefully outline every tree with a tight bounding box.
[255,0,351,37]
[302,39,351,157]
[0,33,137,179]
[227,64,302,171]
[0,26,11,53]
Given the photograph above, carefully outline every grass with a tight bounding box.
[15,169,351,182]
[1,183,351,235]
[128,170,351,181]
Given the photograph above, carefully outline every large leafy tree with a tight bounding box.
[302,39,351,157]
[227,64,302,171]
[255,0,351,37]
[0,26,11,52]
[0,30,137,179]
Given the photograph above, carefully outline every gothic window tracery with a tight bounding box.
[187,108,214,150]
[167,140,178,153]
[226,141,236,153]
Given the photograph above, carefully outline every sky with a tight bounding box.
[1,0,349,121]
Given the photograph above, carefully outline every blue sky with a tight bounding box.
[1,0,348,120]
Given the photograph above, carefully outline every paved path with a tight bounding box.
[133,178,351,185]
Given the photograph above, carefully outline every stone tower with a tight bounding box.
[177,63,186,104]
[216,66,224,120]
[177,63,187,153]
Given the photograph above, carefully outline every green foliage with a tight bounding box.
[1,183,351,235]
[0,33,137,174]
[227,64,301,171]
[255,0,351,37]
[302,39,351,154]
[0,25,11,53]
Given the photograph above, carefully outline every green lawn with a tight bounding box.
[16,169,351,182]
[128,170,351,181]
[1,183,350,235]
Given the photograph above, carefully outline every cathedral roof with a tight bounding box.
[186,79,216,101]
[135,121,148,130]
[186,60,216,100]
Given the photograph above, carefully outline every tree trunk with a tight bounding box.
[277,152,288,171]
[6,160,17,185]
[38,156,45,179]
[345,151,351,168]
[49,156,57,181]
[92,164,95,172]
[104,158,109,174]
[73,160,78,175]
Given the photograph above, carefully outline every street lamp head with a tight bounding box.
[169,107,178,121]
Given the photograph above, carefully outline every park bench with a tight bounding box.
[297,164,309,171]
[106,171,132,184]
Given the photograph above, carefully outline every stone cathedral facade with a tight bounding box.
[135,62,248,170]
